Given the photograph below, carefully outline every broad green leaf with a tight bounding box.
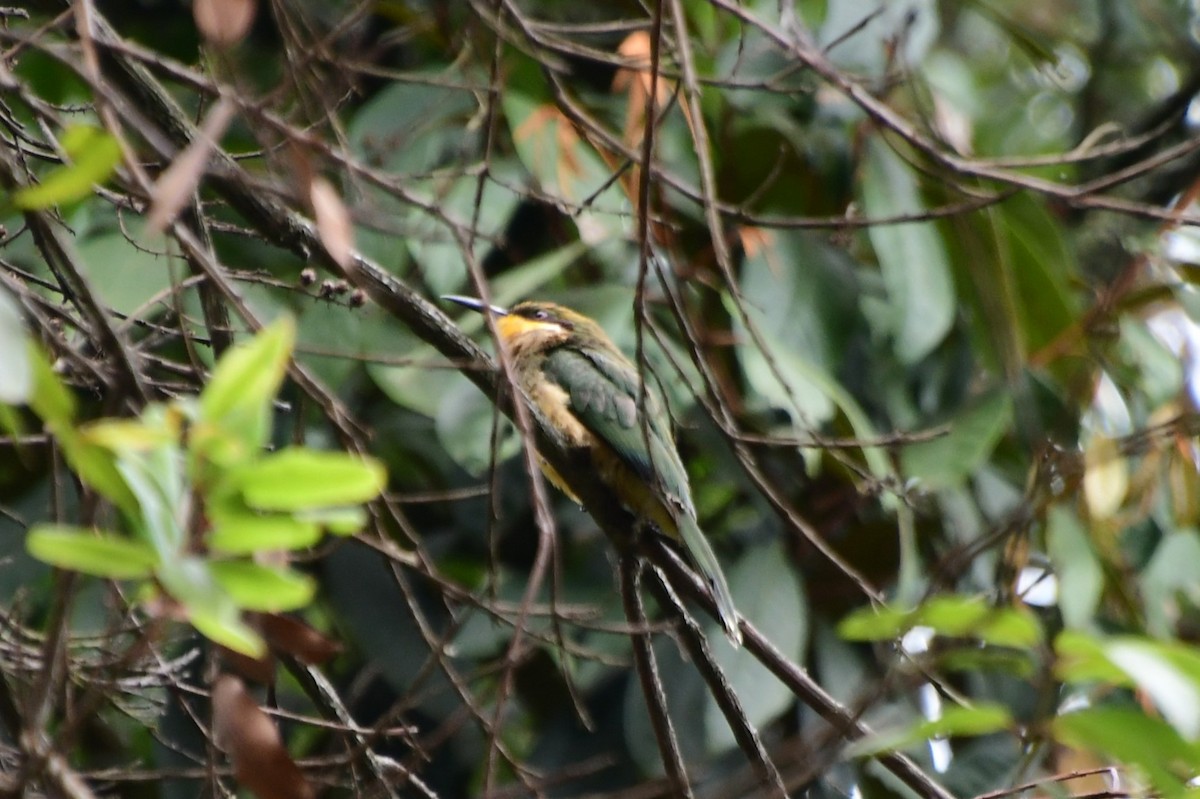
[0,288,31,404]
[1142,532,1200,638]
[348,68,478,176]
[1054,630,1130,685]
[706,540,807,751]
[15,126,122,209]
[838,604,913,641]
[56,429,140,520]
[1046,506,1102,629]
[1053,707,1199,797]
[901,392,1012,488]
[404,166,524,296]
[737,228,859,426]
[435,378,517,476]
[839,597,1040,648]
[82,416,180,451]
[233,448,386,510]
[116,446,187,555]
[27,344,75,427]
[188,607,266,658]
[197,318,295,461]
[994,194,1076,355]
[731,293,891,481]
[297,506,368,535]
[503,54,630,244]
[819,0,939,74]
[74,222,175,318]
[209,561,315,612]
[845,703,1012,758]
[860,137,955,363]
[157,555,264,656]
[26,525,158,579]
[207,513,321,554]
[1092,638,1200,740]
[974,607,1043,648]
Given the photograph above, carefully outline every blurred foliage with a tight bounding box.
[3,0,1200,797]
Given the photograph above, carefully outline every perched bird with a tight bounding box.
[443,295,741,645]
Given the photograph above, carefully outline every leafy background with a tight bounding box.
[3,0,1200,797]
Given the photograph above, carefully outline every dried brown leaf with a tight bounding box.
[212,675,313,799]
[194,0,257,48]
[259,613,341,665]
[310,176,354,269]
[146,98,236,234]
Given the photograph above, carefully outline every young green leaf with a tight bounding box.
[233,448,386,511]
[210,561,316,612]
[189,607,267,659]
[26,525,158,579]
[158,556,267,657]
[845,703,1013,758]
[208,513,322,554]
[197,318,295,461]
[55,430,141,521]
[837,604,913,641]
[27,343,76,428]
[15,126,122,210]
[296,506,368,536]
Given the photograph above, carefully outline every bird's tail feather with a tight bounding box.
[676,514,742,646]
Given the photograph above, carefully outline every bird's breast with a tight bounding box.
[528,379,592,448]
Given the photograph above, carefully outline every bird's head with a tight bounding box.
[443,296,613,355]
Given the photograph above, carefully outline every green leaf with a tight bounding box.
[297,506,368,536]
[1053,707,1199,798]
[157,556,266,657]
[901,392,1012,489]
[1142,532,1200,638]
[435,378,518,476]
[209,561,316,612]
[502,53,630,243]
[705,540,807,751]
[73,221,175,319]
[973,607,1043,648]
[27,344,75,427]
[188,607,267,658]
[55,429,141,520]
[736,229,860,426]
[233,448,386,511]
[207,512,321,554]
[1046,506,1102,629]
[197,318,295,462]
[1054,630,1132,685]
[838,597,1041,647]
[26,525,158,579]
[838,604,913,641]
[15,126,122,209]
[860,137,955,363]
[0,288,31,404]
[1105,639,1200,740]
[116,446,187,556]
[845,703,1012,758]
[917,597,1041,647]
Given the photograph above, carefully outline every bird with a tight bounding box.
[443,295,741,645]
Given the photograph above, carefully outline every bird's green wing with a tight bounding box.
[541,346,693,512]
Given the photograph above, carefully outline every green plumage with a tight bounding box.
[541,342,741,645]
[443,295,741,645]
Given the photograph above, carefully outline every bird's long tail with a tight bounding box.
[676,513,742,646]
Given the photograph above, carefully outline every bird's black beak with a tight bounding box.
[441,295,509,316]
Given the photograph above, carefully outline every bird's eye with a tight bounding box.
[533,309,549,320]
